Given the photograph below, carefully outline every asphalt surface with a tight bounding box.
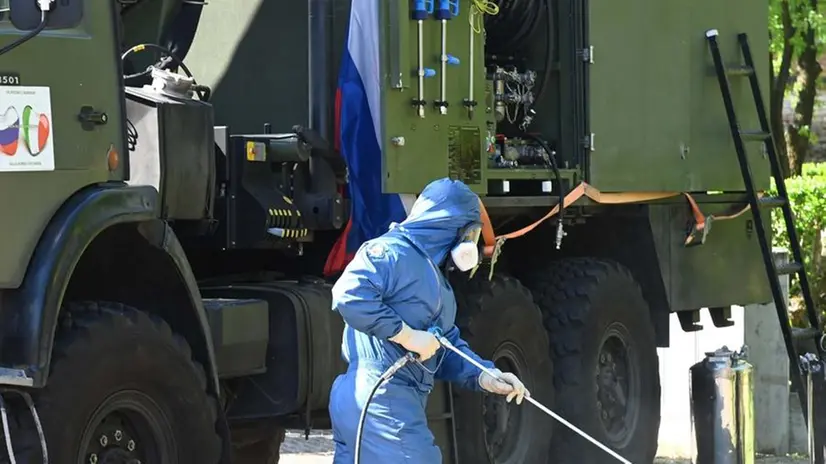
[278,430,810,463]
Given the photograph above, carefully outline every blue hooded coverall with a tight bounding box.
[329,178,496,463]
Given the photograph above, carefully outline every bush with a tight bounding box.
[770,162,826,327]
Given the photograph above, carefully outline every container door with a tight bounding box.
[585,0,692,192]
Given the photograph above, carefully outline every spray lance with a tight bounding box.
[426,327,634,463]
[354,327,634,464]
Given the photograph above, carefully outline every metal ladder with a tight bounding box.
[705,29,826,460]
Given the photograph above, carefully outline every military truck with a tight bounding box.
[0,0,780,463]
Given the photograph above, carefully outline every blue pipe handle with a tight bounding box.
[412,0,434,19]
[436,0,459,19]
[449,0,460,17]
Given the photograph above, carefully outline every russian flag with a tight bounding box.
[324,0,416,276]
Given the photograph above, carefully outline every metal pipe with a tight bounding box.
[308,0,331,139]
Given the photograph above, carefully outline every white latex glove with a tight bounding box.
[388,323,440,361]
[479,368,529,405]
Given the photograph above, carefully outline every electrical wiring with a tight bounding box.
[0,4,50,57]
[121,42,211,101]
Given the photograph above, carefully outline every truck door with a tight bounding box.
[0,2,127,288]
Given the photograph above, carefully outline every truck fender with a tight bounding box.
[2,183,220,393]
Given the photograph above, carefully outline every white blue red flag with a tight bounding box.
[325,0,416,275]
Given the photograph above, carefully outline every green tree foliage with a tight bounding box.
[770,163,826,326]
[769,0,825,177]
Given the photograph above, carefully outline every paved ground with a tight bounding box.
[278,429,810,463]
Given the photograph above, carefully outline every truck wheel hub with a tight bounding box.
[595,322,640,446]
[482,341,530,462]
[80,391,174,464]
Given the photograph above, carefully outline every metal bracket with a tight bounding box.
[579,46,594,64]
[582,133,595,151]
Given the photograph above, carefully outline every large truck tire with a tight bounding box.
[13,301,223,463]
[451,274,554,464]
[523,258,661,464]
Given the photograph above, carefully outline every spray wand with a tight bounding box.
[355,329,634,464]
[428,327,634,464]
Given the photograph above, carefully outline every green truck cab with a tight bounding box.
[0,0,771,462]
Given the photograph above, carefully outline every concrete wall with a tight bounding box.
[656,250,797,458]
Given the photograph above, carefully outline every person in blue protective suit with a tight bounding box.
[328,177,529,463]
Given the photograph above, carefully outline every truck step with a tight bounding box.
[724,65,754,76]
[0,368,33,387]
[739,130,771,141]
[777,261,803,275]
[792,327,823,340]
[758,196,786,208]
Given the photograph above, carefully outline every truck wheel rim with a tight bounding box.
[482,341,531,463]
[79,390,176,464]
[596,322,640,447]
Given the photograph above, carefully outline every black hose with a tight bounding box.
[524,133,565,226]
[486,0,555,105]
[0,11,48,57]
[535,0,555,105]
[353,375,385,464]
[485,0,545,55]
[354,353,417,464]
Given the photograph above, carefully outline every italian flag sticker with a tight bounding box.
[22,105,50,156]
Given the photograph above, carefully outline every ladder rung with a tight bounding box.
[777,261,804,275]
[726,65,755,76]
[759,196,787,208]
[739,130,771,141]
[792,327,823,340]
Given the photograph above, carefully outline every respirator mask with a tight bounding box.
[450,225,483,272]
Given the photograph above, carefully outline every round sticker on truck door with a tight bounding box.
[21,104,49,156]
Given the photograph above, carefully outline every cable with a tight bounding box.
[121,43,211,101]
[485,0,545,56]
[535,0,555,105]
[0,8,48,58]
[523,133,566,247]
[469,0,499,34]
[354,353,418,464]
[121,43,195,80]
[484,0,555,104]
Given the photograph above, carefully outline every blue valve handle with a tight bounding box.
[412,0,434,20]
[428,326,444,338]
[436,0,459,19]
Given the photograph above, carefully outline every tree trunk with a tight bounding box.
[786,0,821,177]
[770,0,796,178]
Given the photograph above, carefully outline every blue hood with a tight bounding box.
[394,178,481,265]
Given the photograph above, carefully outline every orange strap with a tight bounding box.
[481,182,752,256]
[682,192,753,246]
